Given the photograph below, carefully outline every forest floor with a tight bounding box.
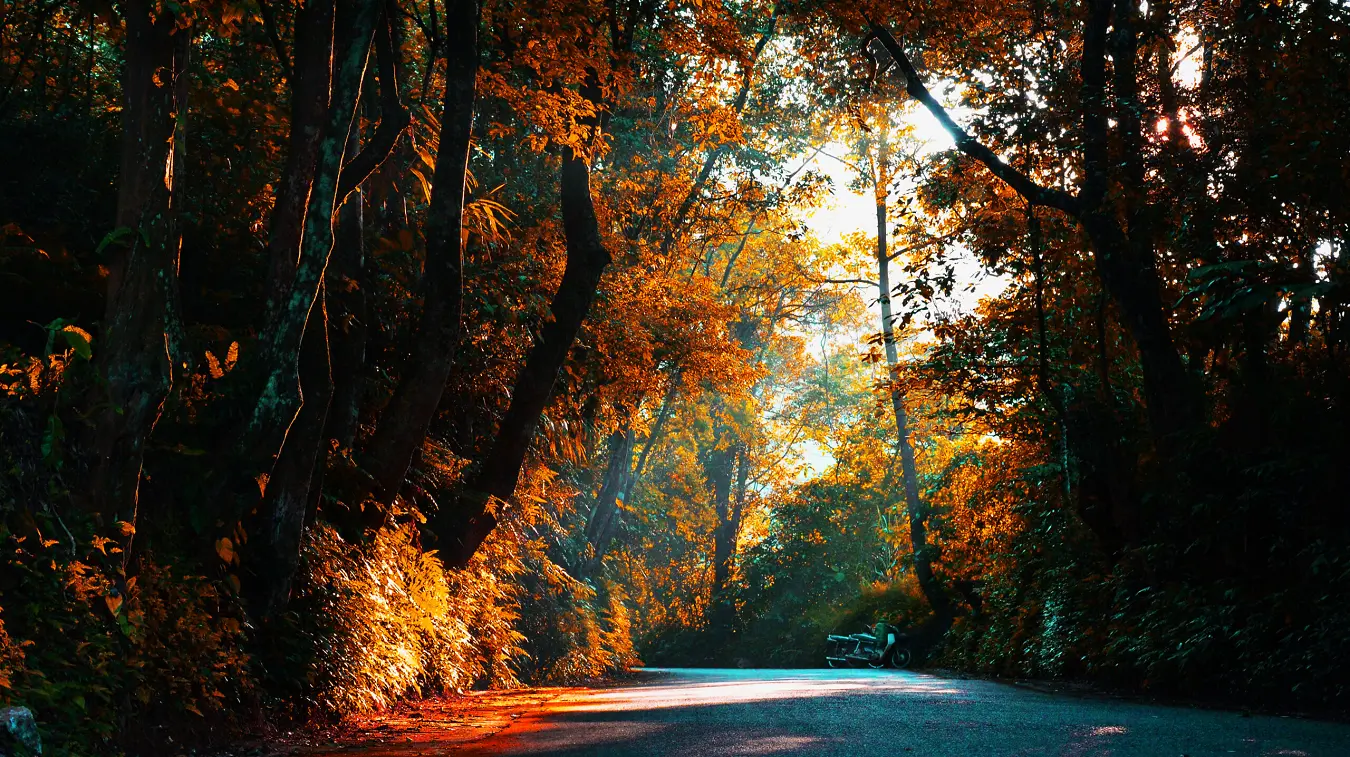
[218,673,668,757]
[217,687,573,757]
[223,668,1350,757]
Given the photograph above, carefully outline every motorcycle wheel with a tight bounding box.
[888,646,913,669]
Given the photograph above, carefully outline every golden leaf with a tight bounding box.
[408,166,432,203]
[105,593,123,616]
[415,145,436,170]
[91,534,113,555]
[205,351,224,379]
[215,537,235,564]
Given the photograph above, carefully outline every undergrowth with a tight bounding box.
[0,390,639,756]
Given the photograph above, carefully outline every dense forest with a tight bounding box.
[1,0,1348,752]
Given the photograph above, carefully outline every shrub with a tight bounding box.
[517,571,640,684]
[290,521,521,716]
[0,524,253,756]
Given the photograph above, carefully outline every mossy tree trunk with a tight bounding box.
[92,0,191,540]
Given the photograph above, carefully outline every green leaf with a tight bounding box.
[61,326,93,360]
[94,226,134,257]
[42,414,65,467]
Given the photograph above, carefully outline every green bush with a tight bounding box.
[0,522,253,756]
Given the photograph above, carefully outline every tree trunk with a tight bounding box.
[248,114,373,617]
[580,373,680,575]
[92,0,190,534]
[266,0,406,318]
[241,0,376,468]
[707,443,737,603]
[579,426,633,572]
[246,288,332,616]
[436,75,613,567]
[307,122,369,544]
[236,0,406,615]
[708,442,747,637]
[327,122,368,452]
[1077,212,1200,439]
[207,0,378,592]
[1028,213,1138,553]
[872,135,951,618]
[263,0,335,318]
[363,0,478,503]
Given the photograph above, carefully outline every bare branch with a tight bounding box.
[818,148,866,174]
[865,23,1081,217]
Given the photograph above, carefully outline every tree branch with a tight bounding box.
[823,277,879,287]
[886,229,959,262]
[335,5,410,204]
[866,22,1081,217]
[257,0,293,81]
[659,5,780,258]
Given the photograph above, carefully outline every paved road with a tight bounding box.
[456,668,1350,757]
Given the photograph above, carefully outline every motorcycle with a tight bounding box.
[824,621,912,669]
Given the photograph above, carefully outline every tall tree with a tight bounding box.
[865,107,951,619]
[437,67,614,566]
[362,0,479,505]
[865,19,1203,448]
[226,0,384,615]
[91,0,191,536]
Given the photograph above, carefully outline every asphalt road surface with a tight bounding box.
[456,668,1350,757]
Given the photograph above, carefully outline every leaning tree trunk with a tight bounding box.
[579,373,680,575]
[363,0,478,503]
[871,125,951,619]
[435,73,613,568]
[92,0,190,538]
[578,426,634,573]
